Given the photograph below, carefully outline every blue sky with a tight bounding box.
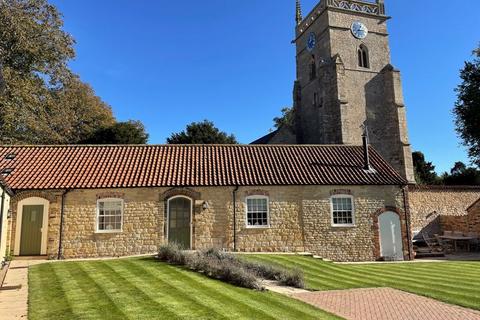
[51,0,478,173]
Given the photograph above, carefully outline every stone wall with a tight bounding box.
[8,184,407,262]
[408,186,480,237]
[439,216,468,234]
[302,185,408,261]
[0,188,11,262]
[61,189,162,259]
[467,200,480,234]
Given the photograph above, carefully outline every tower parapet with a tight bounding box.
[296,0,386,36]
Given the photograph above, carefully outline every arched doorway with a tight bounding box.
[378,211,404,261]
[14,197,50,256]
[167,196,192,249]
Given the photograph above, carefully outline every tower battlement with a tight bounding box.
[297,0,386,36]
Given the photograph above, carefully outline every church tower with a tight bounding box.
[293,0,415,183]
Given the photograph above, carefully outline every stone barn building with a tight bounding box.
[0,145,411,262]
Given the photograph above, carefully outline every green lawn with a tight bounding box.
[28,257,339,320]
[243,255,480,310]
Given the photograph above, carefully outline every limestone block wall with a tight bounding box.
[440,216,468,234]
[408,186,480,237]
[9,184,408,262]
[233,187,305,253]
[301,185,407,262]
[61,189,162,259]
[467,203,480,234]
[467,201,480,234]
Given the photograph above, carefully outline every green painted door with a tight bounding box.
[168,198,191,249]
[20,205,44,256]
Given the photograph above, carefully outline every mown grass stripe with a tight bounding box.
[259,256,364,289]
[28,263,76,320]
[245,255,343,290]
[276,256,480,298]
[60,262,128,319]
[245,255,480,310]
[372,264,480,286]
[128,259,278,320]
[269,255,374,288]
[29,258,342,320]
[321,261,480,296]
[82,260,183,319]
[144,259,330,320]
[349,264,480,298]
[115,259,230,320]
[395,263,480,278]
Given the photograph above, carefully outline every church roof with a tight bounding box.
[0,144,406,190]
[250,130,279,145]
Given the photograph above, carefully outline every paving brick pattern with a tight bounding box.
[293,288,480,320]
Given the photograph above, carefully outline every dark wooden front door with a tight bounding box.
[168,197,191,249]
[20,205,44,256]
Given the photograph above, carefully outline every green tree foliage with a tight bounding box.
[453,45,480,166]
[273,107,296,131]
[441,162,480,185]
[412,151,440,185]
[0,0,119,144]
[167,120,238,144]
[81,121,149,144]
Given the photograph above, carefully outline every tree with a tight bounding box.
[273,107,295,131]
[0,0,118,144]
[442,162,480,185]
[412,151,440,185]
[81,121,149,144]
[453,44,480,166]
[167,120,238,144]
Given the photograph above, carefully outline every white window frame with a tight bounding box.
[96,198,124,233]
[245,195,270,229]
[330,195,355,227]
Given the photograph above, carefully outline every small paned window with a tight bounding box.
[357,45,369,68]
[97,199,123,232]
[246,196,269,228]
[331,195,355,226]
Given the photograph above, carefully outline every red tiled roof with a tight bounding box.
[0,145,406,190]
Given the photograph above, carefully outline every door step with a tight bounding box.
[9,266,28,270]
[0,285,22,291]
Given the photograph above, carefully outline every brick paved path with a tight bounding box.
[293,288,480,320]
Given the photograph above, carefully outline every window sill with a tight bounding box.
[246,225,270,229]
[95,230,123,234]
[331,224,356,228]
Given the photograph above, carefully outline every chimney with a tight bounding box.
[362,124,371,171]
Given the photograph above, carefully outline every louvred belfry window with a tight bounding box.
[358,45,369,68]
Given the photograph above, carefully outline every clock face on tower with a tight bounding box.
[307,32,316,52]
[351,21,368,39]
